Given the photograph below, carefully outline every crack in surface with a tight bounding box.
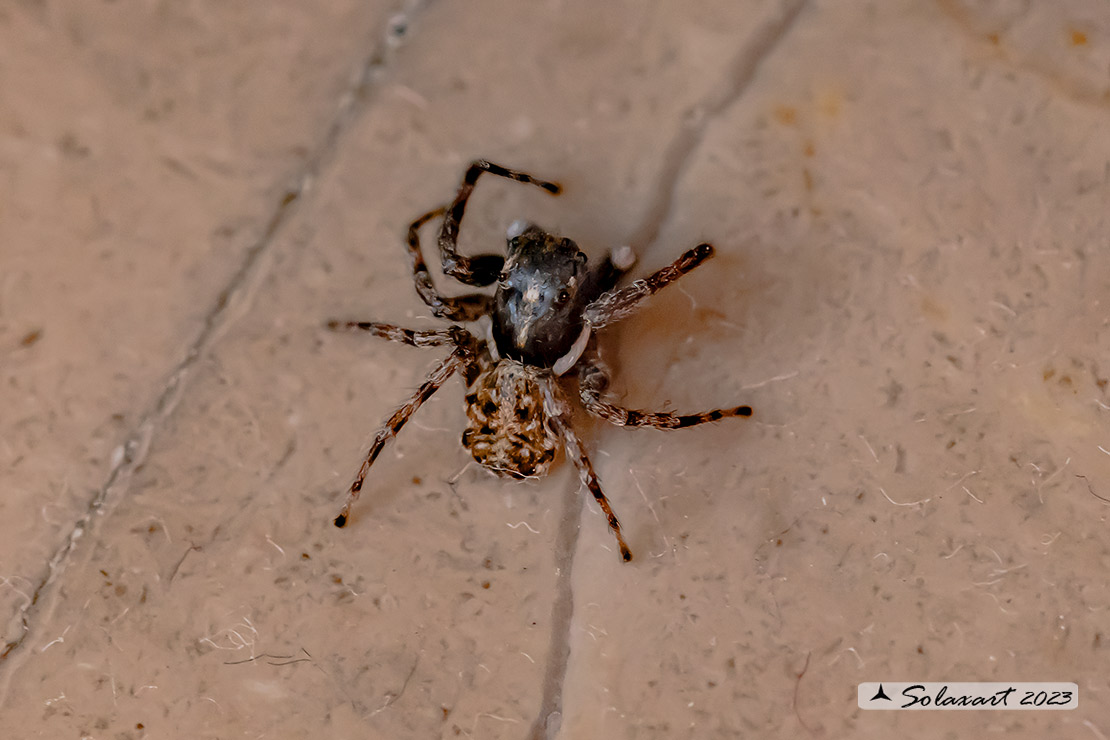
[527,474,586,740]
[630,0,811,254]
[529,2,810,737]
[0,0,433,677]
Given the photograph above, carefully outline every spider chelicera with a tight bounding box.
[327,160,752,561]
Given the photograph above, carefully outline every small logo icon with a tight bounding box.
[870,684,892,702]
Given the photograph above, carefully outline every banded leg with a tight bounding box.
[585,245,637,301]
[542,379,633,562]
[439,160,562,287]
[550,246,638,376]
[406,207,492,321]
[325,320,471,349]
[334,345,470,528]
[578,352,752,429]
[584,243,715,329]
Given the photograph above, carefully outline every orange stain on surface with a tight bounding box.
[773,105,798,125]
[1069,29,1088,46]
[817,90,841,118]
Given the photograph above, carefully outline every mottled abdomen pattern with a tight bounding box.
[462,360,558,478]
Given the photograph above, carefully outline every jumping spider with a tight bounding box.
[327,160,752,561]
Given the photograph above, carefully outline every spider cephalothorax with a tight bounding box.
[328,160,752,562]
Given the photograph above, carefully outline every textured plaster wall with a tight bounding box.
[1,1,1108,738]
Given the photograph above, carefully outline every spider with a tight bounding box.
[327,160,752,562]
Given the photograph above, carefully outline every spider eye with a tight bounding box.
[556,289,571,306]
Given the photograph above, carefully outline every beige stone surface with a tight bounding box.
[0,0,397,653]
[2,0,1109,738]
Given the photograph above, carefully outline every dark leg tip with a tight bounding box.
[334,513,348,528]
[543,181,563,195]
[620,545,633,562]
[692,243,714,260]
[736,405,753,417]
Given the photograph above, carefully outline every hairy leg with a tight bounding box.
[587,244,637,298]
[584,243,715,329]
[325,320,471,349]
[550,245,638,376]
[577,352,751,429]
[438,160,561,287]
[405,207,493,321]
[334,342,475,527]
[542,378,633,562]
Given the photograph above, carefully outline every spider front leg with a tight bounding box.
[405,207,494,322]
[550,245,639,376]
[584,243,715,329]
[542,379,633,562]
[578,351,752,429]
[334,342,475,527]
[439,160,562,286]
[325,319,469,349]
[587,244,638,297]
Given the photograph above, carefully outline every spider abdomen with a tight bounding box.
[462,360,558,478]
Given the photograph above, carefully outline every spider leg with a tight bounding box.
[325,320,470,349]
[578,351,752,429]
[542,378,633,562]
[549,246,638,375]
[584,243,715,329]
[405,207,494,322]
[439,160,562,287]
[583,244,637,301]
[334,342,472,528]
